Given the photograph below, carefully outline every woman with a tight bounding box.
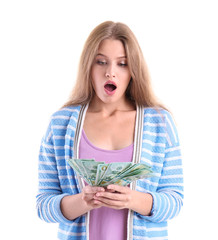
[36,21,184,240]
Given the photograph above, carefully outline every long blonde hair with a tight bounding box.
[62,21,166,109]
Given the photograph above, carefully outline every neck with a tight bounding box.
[88,96,136,116]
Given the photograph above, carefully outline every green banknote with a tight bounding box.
[68,158,91,184]
[67,158,153,187]
[80,159,104,185]
[96,162,133,186]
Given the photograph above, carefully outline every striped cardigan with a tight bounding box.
[36,104,184,240]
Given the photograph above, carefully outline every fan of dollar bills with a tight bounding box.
[68,158,153,187]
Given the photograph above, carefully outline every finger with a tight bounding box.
[83,186,105,194]
[82,193,95,201]
[93,196,126,209]
[95,191,125,201]
[92,199,105,206]
[85,199,104,209]
[106,188,116,193]
[107,184,129,193]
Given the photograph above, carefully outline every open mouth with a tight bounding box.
[104,81,117,92]
[104,84,117,92]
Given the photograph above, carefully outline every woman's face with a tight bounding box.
[91,39,131,105]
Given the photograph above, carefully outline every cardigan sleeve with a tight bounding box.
[138,110,184,223]
[36,120,74,224]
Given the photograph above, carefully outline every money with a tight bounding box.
[68,158,153,187]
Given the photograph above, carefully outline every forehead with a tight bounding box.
[97,39,126,58]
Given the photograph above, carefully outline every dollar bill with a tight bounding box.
[101,164,152,186]
[68,158,93,184]
[80,159,104,185]
[67,158,153,187]
[96,162,133,186]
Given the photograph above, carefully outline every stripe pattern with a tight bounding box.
[36,106,184,240]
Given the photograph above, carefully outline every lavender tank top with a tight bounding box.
[79,130,134,240]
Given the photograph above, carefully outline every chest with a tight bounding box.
[83,111,136,150]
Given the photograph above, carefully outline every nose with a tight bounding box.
[105,63,116,78]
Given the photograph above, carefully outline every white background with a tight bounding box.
[1,0,218,239]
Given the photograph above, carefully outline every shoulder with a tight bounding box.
[142,107,179,146]
[42,105,82,143]
[49,105,82,131]
[142,106,175,121]
[51,105,81,119]
[142,107,173,122]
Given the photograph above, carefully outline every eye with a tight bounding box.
[118,62,128,67]
[96,60,107,65]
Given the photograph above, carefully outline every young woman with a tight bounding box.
[36,21,184,240]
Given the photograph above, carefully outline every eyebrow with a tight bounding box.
[96,53,127,59]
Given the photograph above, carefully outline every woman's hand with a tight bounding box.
[93,184,132,209]
[61,185,108,221]
[93,184,153,216]
[81,185,105,209]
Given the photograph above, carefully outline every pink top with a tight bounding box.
[79,129,133,240]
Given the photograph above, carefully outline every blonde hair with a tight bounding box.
[62,21,166,109]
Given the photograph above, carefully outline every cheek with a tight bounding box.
[122,73,132,87]
[91,67,102,83]
[91,69,102,93]
[120,68,131,80]
[91,78,97,93]
[91,68,97,88]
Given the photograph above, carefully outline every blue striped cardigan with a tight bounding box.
[36,104,184,240]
